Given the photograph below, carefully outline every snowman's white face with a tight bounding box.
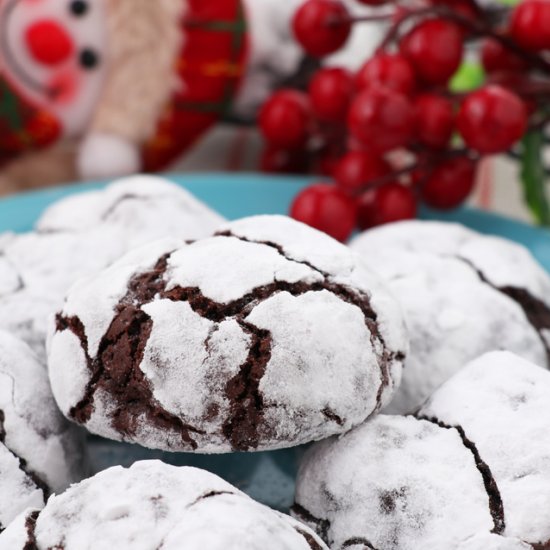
[0,0,108,137]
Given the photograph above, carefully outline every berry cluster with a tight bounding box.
[259,0,550,241]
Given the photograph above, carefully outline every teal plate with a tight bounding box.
[1,172,550,270]
[1,172,550,511]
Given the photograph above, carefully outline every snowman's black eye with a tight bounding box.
[69,0,89,17]
[79,48,99,69]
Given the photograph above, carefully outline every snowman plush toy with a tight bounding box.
[0,0,379,193]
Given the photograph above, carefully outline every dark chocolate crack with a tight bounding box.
[322,408,344,426]
[215,231,404,411]
[291,503,332,544]
[186,490,237,509]
[341,537,380,550]
[22,510,40,550]
[58,255,205,451]
[0,410,49,510]
[453,255,550,364]
[416,415,505,535]
[222,320,272,451]
[214,230,329,279]
[55,234,401,451]
[294,526,326,550]
[99,193,143,222]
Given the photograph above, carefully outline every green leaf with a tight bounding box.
[520,131,550,226]
[450,62,485,93]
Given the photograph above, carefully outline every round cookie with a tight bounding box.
[350,220,550,414]
[294,414,493,550]
[0,176,225,359]
[0,330,84,532]
[36,175,225,240]
[0,226,127,357]
[294,351,550,550]
[48,215,407,453]
[418,351,550,546]
[0,461,328,550]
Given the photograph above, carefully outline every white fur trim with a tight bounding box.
[78,133,141,180]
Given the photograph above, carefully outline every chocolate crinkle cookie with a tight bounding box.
[0,330,84,533]
[48,215,407,453]
[351,220,550,414]
[293,351,550,550]
[36,174,224,236]
[0,461,328,550]
[0,176,224,359]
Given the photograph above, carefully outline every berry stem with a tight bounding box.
[346,12,395,24]
[374,4,550,74]
[352,148,477,196]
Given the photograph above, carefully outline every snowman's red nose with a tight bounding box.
[25,20,74,66]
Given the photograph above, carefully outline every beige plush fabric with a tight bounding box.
[91,0,186,144]
[0,142,78,195]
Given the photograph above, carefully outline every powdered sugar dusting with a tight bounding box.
[1,461,328,550]
[419,351,550,544]
[457,534,532,550]
[0,176,225,360]
[165,236,322,303]
[351,220,550,414]
[250,291,382,442]
[36,175,225,240]
[294,415,493,550]
[0,331,84,529]
[49,215,407,452]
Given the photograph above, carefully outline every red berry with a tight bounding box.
[334,151,392,194]
[481,38,528,73]
[347,87,415,153]
[400,18,464,84]
[261,146,310,174]
[422,157,477,209]
[290,183,357,241]
[511,0,550,51]
[457,85,527,154]
[356,53,416,96]
[357,183,417,229]
[414,94,455,149]
[293,0,351,57]
[309,67,354,122]
[259,90,311,149]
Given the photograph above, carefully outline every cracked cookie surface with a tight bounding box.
[48,216,407,453]
[350,220,550,414]
[0,176,224,360]
[293,352,550,550]
[0,460,328,550]
[0,331,84,533]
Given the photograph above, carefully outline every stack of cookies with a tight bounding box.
[0,176,549,549]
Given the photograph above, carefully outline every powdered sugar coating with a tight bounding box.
[0,227,126,357]
[36,175,224,240]
[418,351,550,545]
[0,177,224,359]
[294,415,493,550]
[295,351,550,550]
[457,534,532,550]
[0,331,84,531]
[350,220,550,414]
[49,216,407,453]
[0,461,328,550]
